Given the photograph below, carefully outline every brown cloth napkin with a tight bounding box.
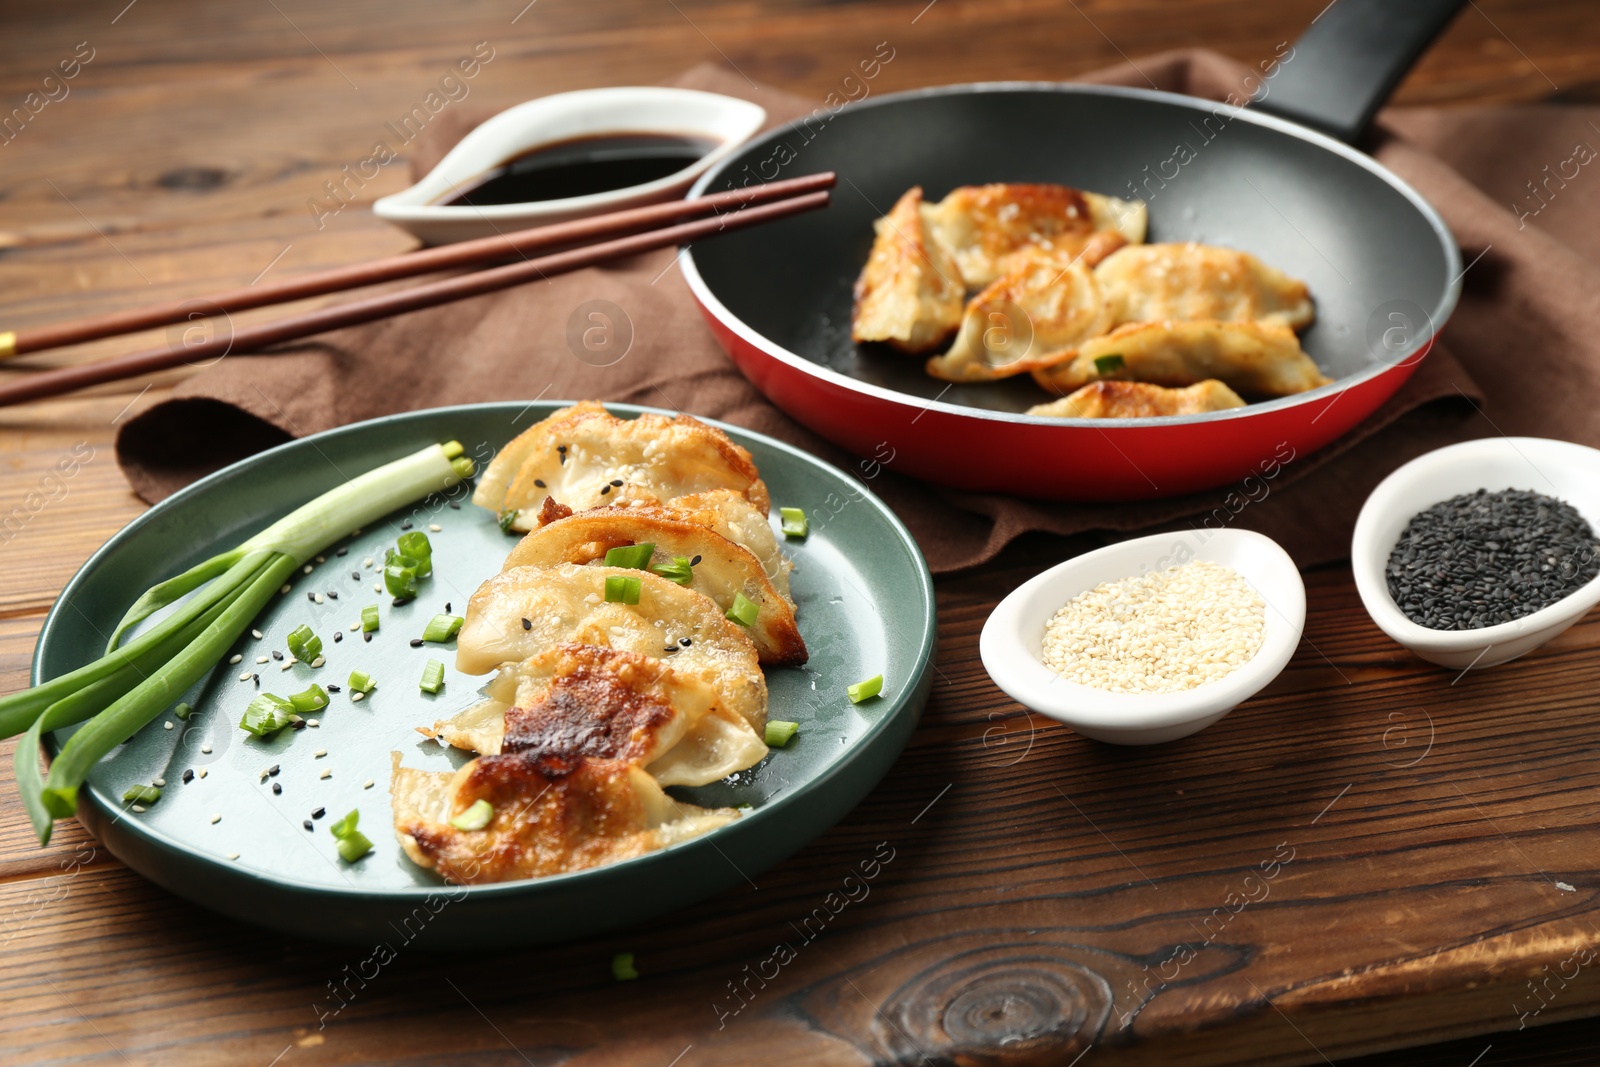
[117,53,1600,573]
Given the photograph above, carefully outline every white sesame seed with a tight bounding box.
[351,692,365,703]
[210,813,222,824]
[163,721,174,730]
[238,672,252,682]
[310,656,325,669]
[314,749,327,757]
[320,769,332,780]
[198,767,209,778]
[229,653,243,665]
[200,744,212,754]
[313,593,325,605]
[315,555,325,564]
[349,621,361,631]
[373,583,383,594]
[256,656,270,664]
[227,852,240,861]
[280,584,291,594]
[363,780,374,789]
[132,805,146,813]
[363,557,374,568]
[280,661,295,671]
[153,777,165,787]
[252,629,264,640]
[428,523,442,532]
[1041,560,1265,694]
[302,564,313,575]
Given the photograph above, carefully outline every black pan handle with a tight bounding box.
[1252,0,1467,144]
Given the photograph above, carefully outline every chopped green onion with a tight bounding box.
[2,441,471,844]
[603,543,655,570]
[422,614,464,643]
[337,833,373,862]
[779,507,808,539]
[289,684,329,714]
[240,693,295,738]
[122,784,161,805]
[498,508,520,534]
[329,809,371,862]
[765,720,799,747]
[419,659,445,695]
[650,556,695,586]
[1094,353,1126,376]
[450,799,494,831]
[847,674,884,703]
[726,592,759,627]
[285,624,322,663]
[612,953,639,981]
[396,531,433,577]
[173,701,193,721]
[360,605,380,633]
[347,670,376,695]
[383,557,420,598]
[604,575,641,604]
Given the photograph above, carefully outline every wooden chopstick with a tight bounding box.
[0,172,837,360]
[0,188,830,408]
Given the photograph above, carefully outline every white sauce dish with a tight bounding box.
[980,529,1305,745]
[374,87,766,245]
[1351,436,1600,670]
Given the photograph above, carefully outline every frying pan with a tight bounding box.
[682,0,1467,500]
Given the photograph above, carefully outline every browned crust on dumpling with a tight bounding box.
[851,186,966,353]
[501,645,685,762]
[1027,379,1246,419]
[1032,320,1331,398]
[923,183,1143,288]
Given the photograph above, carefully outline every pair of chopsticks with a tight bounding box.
[0,172,835,408]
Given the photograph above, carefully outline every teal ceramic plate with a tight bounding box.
[36,403,934,948]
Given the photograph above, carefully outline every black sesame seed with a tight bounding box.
[336,548,348,557]
[600,485,611,495]
[327,591,339,600]
[252,674,260,687]
[290,719,307,731]
[312,807,326,819]
[306,592,317,603]
[609,479,623,487]
[271,782,282,795]
[449,502,461,510]
[1386,488,1600,631]
[401,521,413,530]
[268,764,280,777]
[393,596,413,607]
[534,479,546,488]
[327,684,341,693]
[409,638,424,648]
[521,617,533,630]
[182,769,194,784]
[333,631,343,643]
[272,650,284,661]
[352,571,362,581]
[303,820,314,831]
[444,602,451,614]
[363,632,373,643]
[691,555,702,566]
[679,637,692,647]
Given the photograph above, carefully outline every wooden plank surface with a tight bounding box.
[3,0,1599,1063]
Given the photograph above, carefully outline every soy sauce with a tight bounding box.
[439,132,721,206]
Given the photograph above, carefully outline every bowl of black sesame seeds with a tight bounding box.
[1353,437,1600,670]
[981,529,1306,745]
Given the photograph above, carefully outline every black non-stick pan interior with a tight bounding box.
[689,84,1459,415]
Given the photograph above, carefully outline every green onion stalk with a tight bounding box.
[1,441,474,845]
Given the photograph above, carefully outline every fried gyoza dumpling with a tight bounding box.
[923,183,1147,288]
[475,402,769,534]
[663,490,793,599]
[1028,379,1246,419]
[427,645,768,787]
[456,563,767,730]
[503,505,805,666]
[1095,243,1315,330]
[925,253,1114,383]
[1033,320,1332,398]
[391,750,739,885]
[851,186,967,354]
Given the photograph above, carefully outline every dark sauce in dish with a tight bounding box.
[438,132,721,206]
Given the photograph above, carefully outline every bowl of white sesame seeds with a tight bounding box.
[980,529,1306,745]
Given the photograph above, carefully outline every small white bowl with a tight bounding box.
[980,530,1306,745]
[373,87,766,245]
[1352,436,1600,670]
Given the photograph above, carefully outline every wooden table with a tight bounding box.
[5,1,1600,1063]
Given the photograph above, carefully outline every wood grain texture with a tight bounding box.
[2,0,1599,1064]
